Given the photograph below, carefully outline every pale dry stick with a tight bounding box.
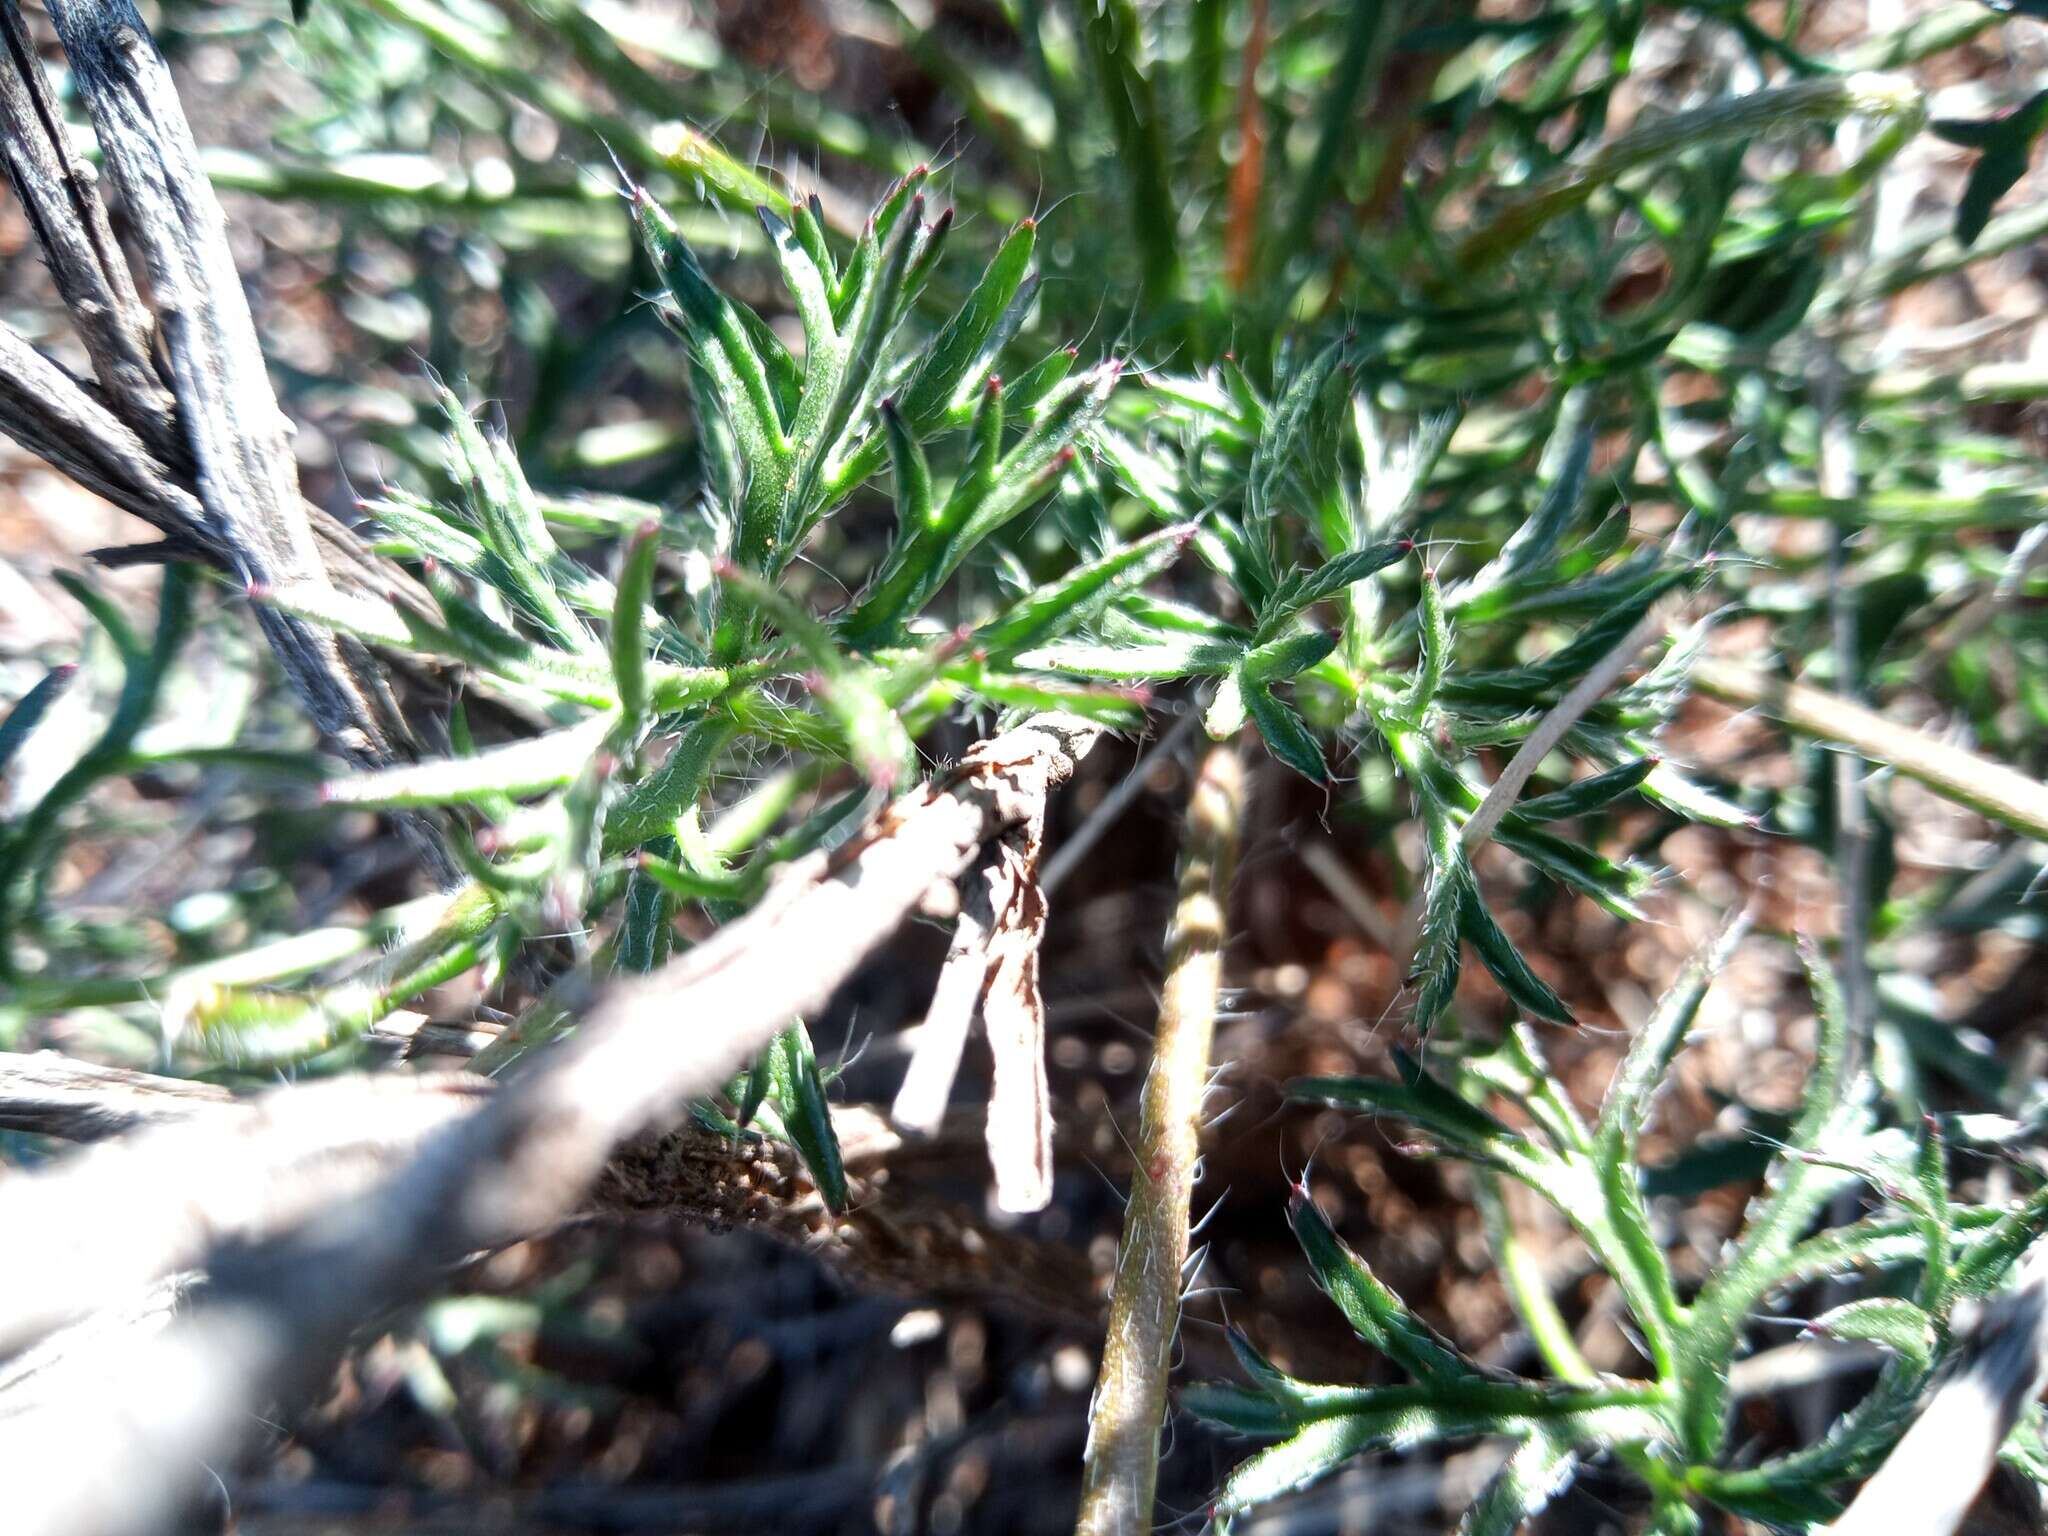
[1810,352,1876,1432]
[1459,602,1670,851]
[1725,1339,1889,1404]
[1075,746,1244,1536]
[46,0,406,763]
[1817,384,1875,1072]
[1692,658,2048,842]
[0,713,1101,1536]
[0,1050,239,1140]
[1824,1239,2048,1536]
[0,0,174,456]
[0,1052,1099,1325]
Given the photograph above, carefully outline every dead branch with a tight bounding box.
[0,1070,491,1356]
[1694,657,2048,842]
[0,0,174,456]
[0,1050,1102,1330]
[0,713,1102,1536]
[0,0,423,766]
[0,1049,239,1139]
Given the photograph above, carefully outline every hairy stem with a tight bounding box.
[1693,658,2048,842]
[1075,745,1243,1536]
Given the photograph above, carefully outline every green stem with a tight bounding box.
[1478,1171,1596,1385]
[1693,658,2048,843]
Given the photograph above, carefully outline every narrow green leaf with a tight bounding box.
[1404,564,1450,715]
[717,564,915,790]
[609,521,660,729]
[364,491,490,570]
[1244,679,1327,782]
[634,184,789,477]
[1457,883,1575,1024]
[1597,913,1750,1162]
[770,1021,850,1213]
[321,713,616,808]
[1460,1428,1581,1536]
[1288,1189,1479,1381]
[1913,1120,1954,1313]
[1015,634,1242,681]
[0,662,80,783]
[1007,343,1077,416]
[1181,1382,1298,1437]
[757,206,836,356]
[1241,628,1339,687]
[1514,758,1659,823]
[1257,540,1408,643]
[1811,1297,1937,1372]
[1410,808,1468,1031]
[976,523,1194,657]
[899,217,1037,428]
[790,191,927,526]
[1291,1053,1521,1157]
[1492,821,1651,923]
[882,399,933,537]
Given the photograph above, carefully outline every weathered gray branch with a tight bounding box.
[0,0,174,456]
[0,0,420,768]
[0,714,1103,1536]
[45,0,415,764]
[0,1049,238,1139]
[0,1052,1101,1331]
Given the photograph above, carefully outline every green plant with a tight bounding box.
[6,0,2048,1528]
[1193,928,2048,1532]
